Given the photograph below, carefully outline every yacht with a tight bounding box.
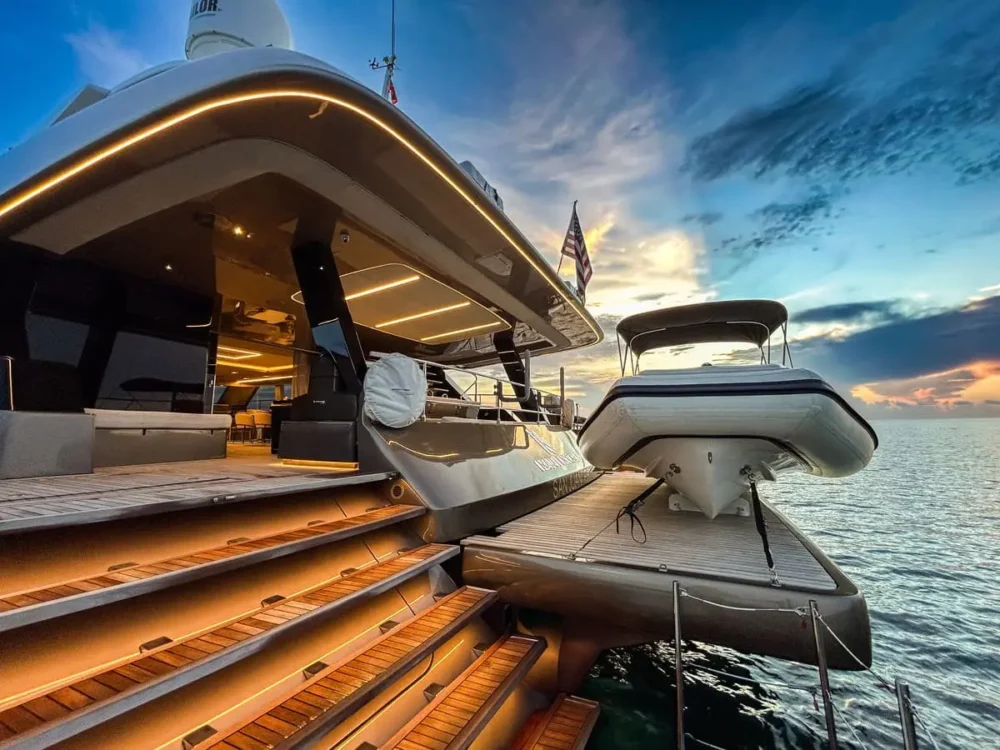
[0,3,883,748]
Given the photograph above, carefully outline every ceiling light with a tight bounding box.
[344,275,420,301]
[223,363,295,373]
[232,225,245,236]
[164,264,173,271]
[420,321,504,342]
[217,345,262,361]
[375,302,470,329]
[234,374,294,385]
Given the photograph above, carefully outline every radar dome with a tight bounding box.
[185,0,292,60]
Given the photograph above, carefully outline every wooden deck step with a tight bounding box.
[383,634,546,750]
[0,505,424,633]
[510,694,600,750]
[0,468,394,535]
[0,544,458,750]
[200,586,499,749]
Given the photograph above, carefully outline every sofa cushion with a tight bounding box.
[84,409,231,431]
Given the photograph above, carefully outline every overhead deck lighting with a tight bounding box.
[345,275,420,301]
[0,88,601,345]
[420,321,504,342]
[217,345,262,361]
[233,374,294,385]
[223,363,294,374]
[375,301,470,329]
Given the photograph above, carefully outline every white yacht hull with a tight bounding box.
[578,366,877,518]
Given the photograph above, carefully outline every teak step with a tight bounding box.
[510,694,600,750]
[200,586,498,749]
[0,544,458,750]
[0,505,423,634]
[383,634,546,750]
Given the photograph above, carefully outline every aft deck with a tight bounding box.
[464,472,836,591]
[0,448,393,534]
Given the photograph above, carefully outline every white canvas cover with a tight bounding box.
[363,354,427,428]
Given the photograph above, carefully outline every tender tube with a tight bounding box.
[580,379,878,448]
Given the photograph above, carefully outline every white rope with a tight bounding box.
[908,698,943,750]
[679,589,807,616]
[685,733,728,750]
[816,615,895,691]
[832,700,870,750]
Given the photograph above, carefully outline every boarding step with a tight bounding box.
[510,694,600,750]
[383,634,546,750]
[0,544,458,749]
[199,586,498,749]
[0,470,394,534]
[0,504,423,633]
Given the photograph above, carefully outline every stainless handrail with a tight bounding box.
[367,352,564,424]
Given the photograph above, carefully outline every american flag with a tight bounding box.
[560,201,593,302]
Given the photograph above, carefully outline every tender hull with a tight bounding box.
[578,366,877,518]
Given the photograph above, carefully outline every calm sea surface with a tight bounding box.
[577,419,1000,749]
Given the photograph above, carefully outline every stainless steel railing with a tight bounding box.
[368,353,572,425]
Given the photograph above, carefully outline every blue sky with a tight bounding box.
[2,0,999,416]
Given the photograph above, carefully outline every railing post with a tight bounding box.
[559,367,565,408]
[896,679,919,750]
[809,601,838,750]
[673,581,685,750]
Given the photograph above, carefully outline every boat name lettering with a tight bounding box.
[191,0,220,18]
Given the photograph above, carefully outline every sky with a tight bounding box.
[1,0,999,418]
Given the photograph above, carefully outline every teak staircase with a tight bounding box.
[0,471,600,749]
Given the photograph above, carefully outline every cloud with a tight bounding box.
[65,22,148,87]
[709,186,843,278]
[793,300,902,325]
[794,294,1000,383]
[682,211,723,226]
[682,7,1000,186]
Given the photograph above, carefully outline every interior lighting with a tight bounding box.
[344,274,420,300]
[217,345,262,361]
[233,374,293,385]
[375,301,470,329]
[420,321,503,342]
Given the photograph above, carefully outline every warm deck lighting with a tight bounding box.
[233,374,294,385]
[224,363,294,374]
[0,88,600,345]
[345,274,420,300]
[420,321,504,342]
[375,301,470,329]
[217,345,262,361]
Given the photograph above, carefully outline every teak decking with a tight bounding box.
[201,586,498,749]
[0,505,424,632]
[511,694,600,750]
[0,545,458,749]
[382,634,546,750]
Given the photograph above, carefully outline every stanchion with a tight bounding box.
[896,679,919,749]
[809,601,838,750]
[674,581,685,750]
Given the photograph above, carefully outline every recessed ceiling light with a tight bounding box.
[376,302,470,329]
[233,225,245,236]
[164,263,173,271]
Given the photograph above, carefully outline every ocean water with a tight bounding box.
[577,419,1000,749]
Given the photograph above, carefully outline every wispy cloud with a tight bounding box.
[65,22,148,88]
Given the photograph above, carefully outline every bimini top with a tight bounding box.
[0,47,601,366]
[618,300,788,355]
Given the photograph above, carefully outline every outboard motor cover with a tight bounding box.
[363,354,427,428]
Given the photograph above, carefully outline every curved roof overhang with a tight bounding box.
[0,48,602,365]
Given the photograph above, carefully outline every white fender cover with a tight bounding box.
[363,354,427,428]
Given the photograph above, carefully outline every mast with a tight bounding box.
[370,0,398,103]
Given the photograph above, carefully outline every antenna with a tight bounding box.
[369,0,398,103]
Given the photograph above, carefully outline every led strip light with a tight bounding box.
[0,88,600,344]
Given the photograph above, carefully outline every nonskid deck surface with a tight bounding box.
[463,472,835,591]
[0,505,423,633]
[0,453,392,534]
[199,586,498,749]
[382,634,546,750]
[511,694,600,750]
[0,544,458,748]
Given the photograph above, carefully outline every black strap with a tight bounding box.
[749,477,779,584]
[615,478,664,545]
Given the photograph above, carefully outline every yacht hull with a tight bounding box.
[578,366,877,518]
